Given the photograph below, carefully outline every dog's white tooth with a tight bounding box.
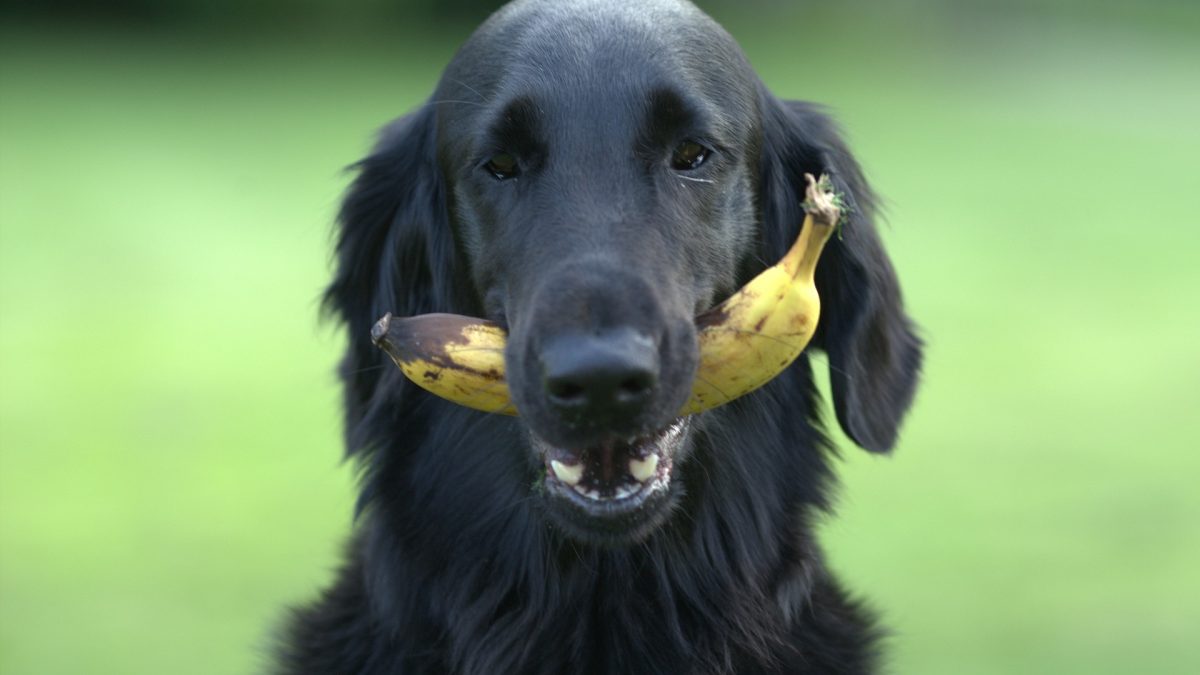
[573,484,589,496]
[587,489,602,500]
[550,460,583,486]
[628,454,659,482]
[614,485,635,500]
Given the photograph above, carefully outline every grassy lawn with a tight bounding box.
[2,7,1198,674]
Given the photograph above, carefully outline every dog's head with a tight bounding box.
[326,0,921,547]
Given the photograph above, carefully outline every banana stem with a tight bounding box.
[785,173,840,283]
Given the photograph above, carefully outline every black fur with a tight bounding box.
[278,1,921,672]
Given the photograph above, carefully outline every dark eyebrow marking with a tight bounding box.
[642,88,701,149]
[484,96,545,158]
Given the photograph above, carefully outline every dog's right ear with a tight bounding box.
[758,96,923,453]
[323,105,459,447]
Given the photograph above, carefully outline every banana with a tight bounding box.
[681,173,838,413]
[371,173,839,416]
[371,313,516,415]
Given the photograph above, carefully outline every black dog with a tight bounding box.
[278,0,921,672]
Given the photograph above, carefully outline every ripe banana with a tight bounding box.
[372,173,840,416]
[681,173,838,414]
[371,313,517,415]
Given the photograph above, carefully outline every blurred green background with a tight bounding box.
[1,0,1197,673]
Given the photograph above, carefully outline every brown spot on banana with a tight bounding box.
[694,305,730,330]
[373,313,516,415]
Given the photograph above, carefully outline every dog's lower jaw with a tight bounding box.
[534,418,692,547]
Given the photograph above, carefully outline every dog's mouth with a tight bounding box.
[533,418,690,541]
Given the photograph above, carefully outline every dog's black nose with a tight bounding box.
[540,329,659,429]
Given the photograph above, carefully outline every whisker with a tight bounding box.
[426,99,488,109]
[823,360,852,378]
[447,77,487,103]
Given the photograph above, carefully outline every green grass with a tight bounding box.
[2,9,1199,674]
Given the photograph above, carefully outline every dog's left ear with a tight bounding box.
[759,95,923,452]
[323,105,465,451]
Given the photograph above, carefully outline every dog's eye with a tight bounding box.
[670,141,710,171]
[485,153,520,180]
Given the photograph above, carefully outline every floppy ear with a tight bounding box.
[323,104,462,451]
[759,96,923,452]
